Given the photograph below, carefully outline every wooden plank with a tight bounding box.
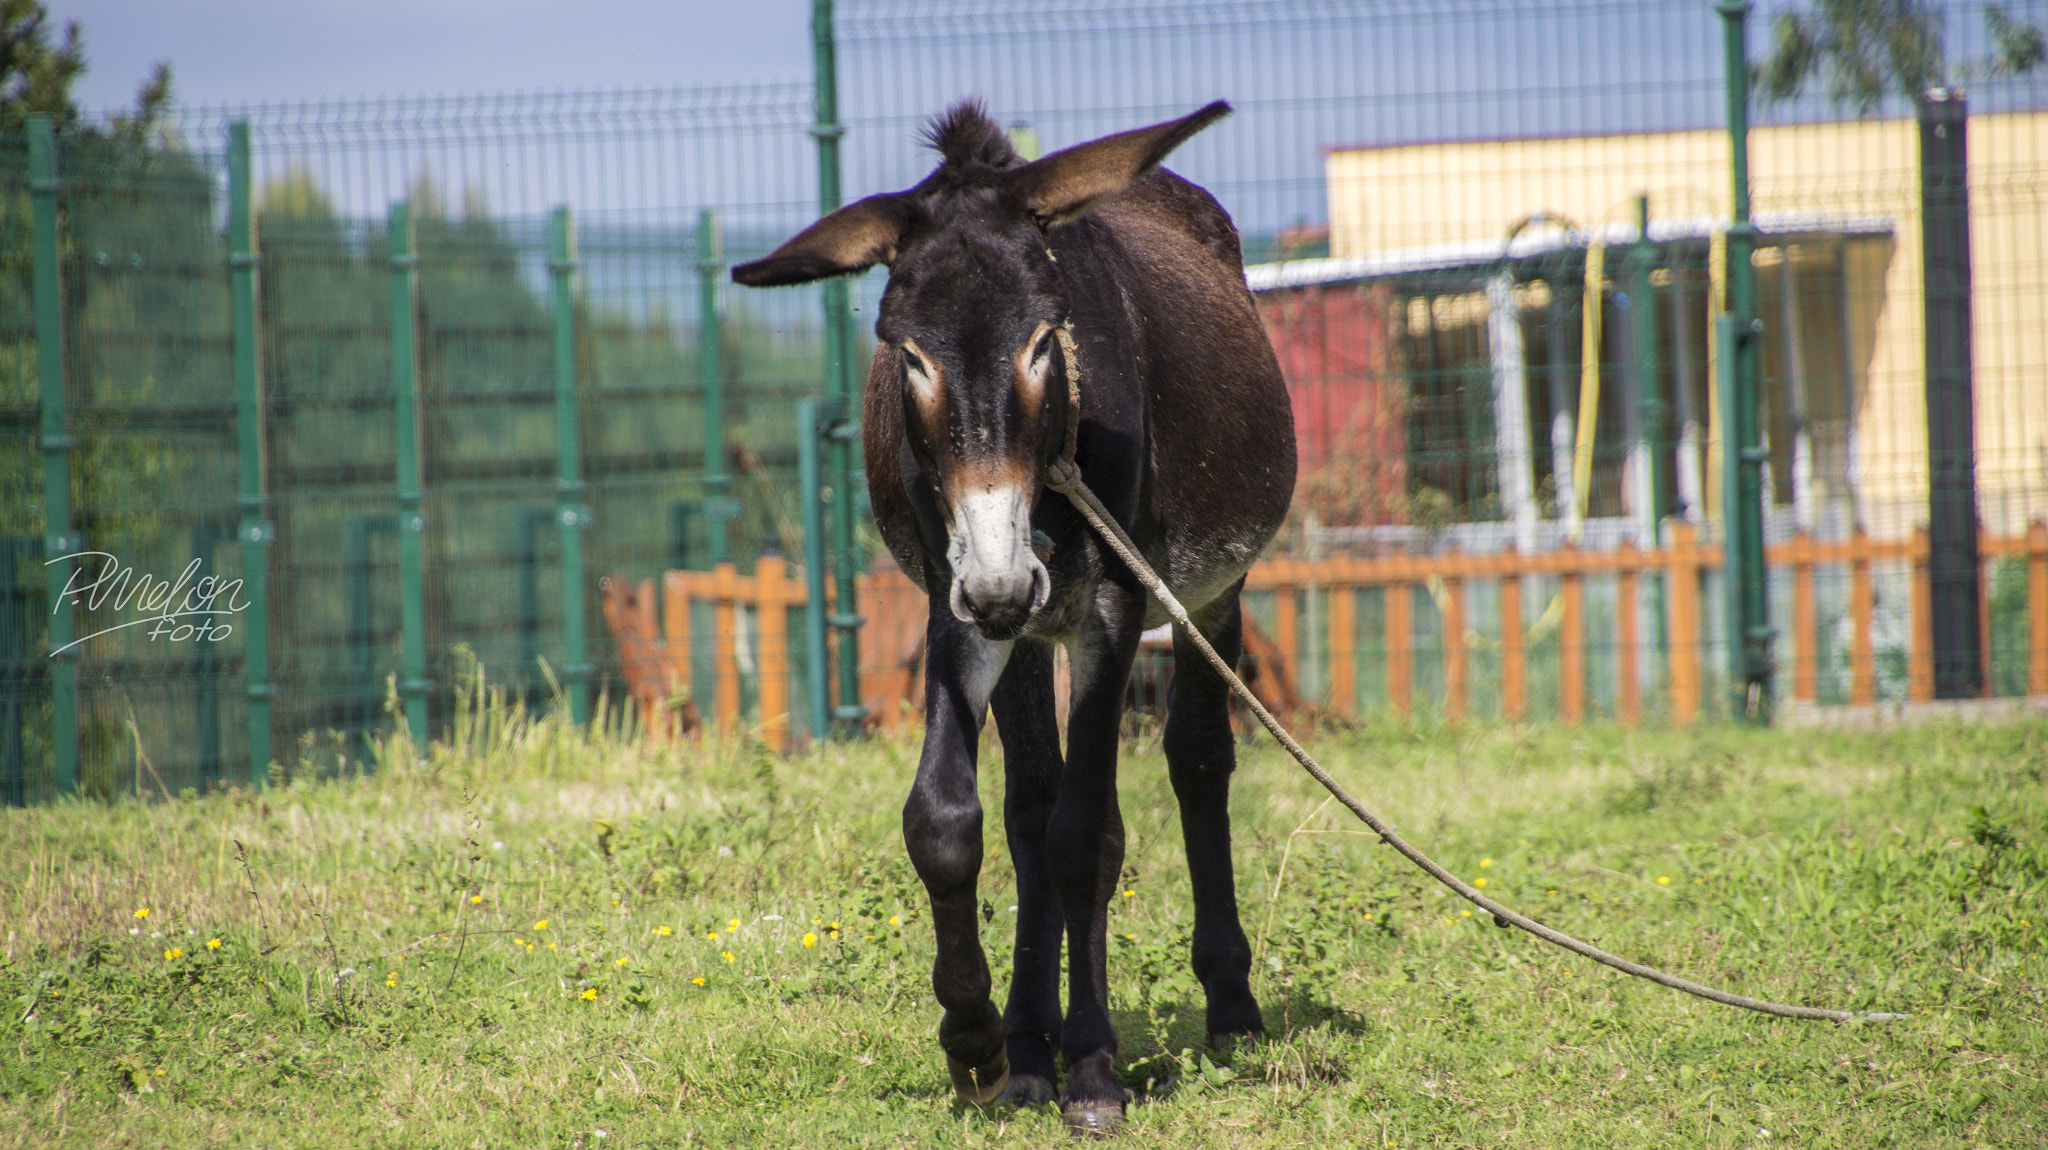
[662,570,693,716]
[1981,529,1995,699]
[1616,543,1640,725]
[1275,573,1299,705]
[1561,557,1585,723]
[1386,580,1413,715]
[1443,571,1466,721]
[1329,583,1356,719]
[1910,527,1934,702]
[1666,524,1699,722]
[2030,520,2048,698]
[714,561,741,732]
[1850,529,1875,705]
[1790,532,1817,702]
[1219,533,2026,598]
[1499,561,1525,721]
[756,557,789,752]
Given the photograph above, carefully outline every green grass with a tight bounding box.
[3,685,2045,1148]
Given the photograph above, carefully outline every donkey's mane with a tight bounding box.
[922,100,1021,170]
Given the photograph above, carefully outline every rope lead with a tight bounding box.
[1044,333,1902,1024]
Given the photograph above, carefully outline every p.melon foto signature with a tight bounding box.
[48,551,249,656]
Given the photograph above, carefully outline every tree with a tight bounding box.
[1,0,170,140]
[1759,0,2043,108]
[1759,0,2045,700]
[3,0,180,798]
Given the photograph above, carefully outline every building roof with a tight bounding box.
[1243,211,1895,293]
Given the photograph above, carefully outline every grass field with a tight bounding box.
[3,684,2044,1148]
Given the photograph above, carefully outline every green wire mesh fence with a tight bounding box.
[6,0,2047,802]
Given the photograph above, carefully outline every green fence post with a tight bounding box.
[389,201,430,747]
[228,122,275,787]
[1920,90,1983,698]
[28,114,78,797]
[549,206,591,726]
[1717,0,1773,723]
[1628,195,1669,673]
[698,209,733,565]
[798,399,831,742]
[812,0,866,735]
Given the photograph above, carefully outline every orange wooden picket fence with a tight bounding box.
[607,520,2048,740]
[601,557,927,751]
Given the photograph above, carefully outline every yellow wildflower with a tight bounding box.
[533,920,549,931]
[1460,910,1472,918]
[615,957,630,968]
[1657,876,1671,886]
[1123,890,1134,898]
[722,951,735,963]
[1480,858,1493,868]
[655,925,673,936]
[705,932,720,942]
[164,947,184,960]
[1474,877,1488,888]
[691,977,706,986]
[206,938,222,950]
[889,916,901,926]
[728,918,740,932]
[134,908,150,919]
[802,932,818,948]
[470,894,483,904]
[581,988,598,1000]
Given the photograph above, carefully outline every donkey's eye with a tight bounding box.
[1029,334,1053,367]
[901,340,940,410]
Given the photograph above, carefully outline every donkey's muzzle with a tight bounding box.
[946,486,1051,640]
[951,558,1050,639]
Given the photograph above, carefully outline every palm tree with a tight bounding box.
[1759,0,2044,700]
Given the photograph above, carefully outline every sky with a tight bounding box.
[63,0,814,113]
[56,0,2048,240]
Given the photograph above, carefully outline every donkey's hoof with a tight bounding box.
[1208,1029,1263,1055]
[1062,1102,1124,1138]
[948,1047,1011,1107]
[997,1072,1058,1108]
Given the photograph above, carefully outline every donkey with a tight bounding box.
[734,100,1295,1134]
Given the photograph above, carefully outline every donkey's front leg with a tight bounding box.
[989,638,1067,1108]
[1046,579,1145,1134]
[904,608,1012,1105]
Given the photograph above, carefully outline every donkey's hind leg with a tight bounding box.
[1164,587,1267,1047]
[989,638,1066,1107]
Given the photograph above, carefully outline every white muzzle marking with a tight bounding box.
[947,485,1051,627]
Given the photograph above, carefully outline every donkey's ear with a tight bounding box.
[731,193,913,287]
[1005,101,1230,228]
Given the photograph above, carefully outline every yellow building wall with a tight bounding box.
[1326,111,2048,537]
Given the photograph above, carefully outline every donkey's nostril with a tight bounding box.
[952,561,1044,638]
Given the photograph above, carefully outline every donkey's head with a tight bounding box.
[734,100,1229,640]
